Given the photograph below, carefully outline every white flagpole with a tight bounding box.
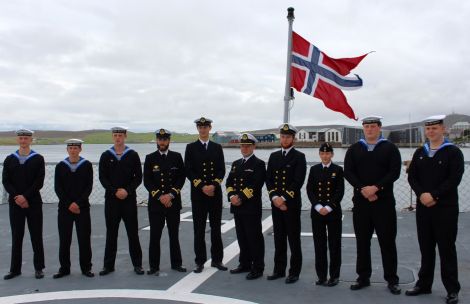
[283,7,295,123]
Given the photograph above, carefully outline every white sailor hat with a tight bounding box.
[279,123,298,135]
[361,115,383,125]
[15,129,34,136]
[156,128,171,139]
[423,115,446,126]
[111,126,128,133]
[65,138,84,146]
[194,117,213,126]
[239,133,258,145]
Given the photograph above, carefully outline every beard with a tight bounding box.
[158,143,169,152]
[280,142,293,149]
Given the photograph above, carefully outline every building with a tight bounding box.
[212,131,240,144]
[296,127,342,143]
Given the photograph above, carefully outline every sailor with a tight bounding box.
[306,142,344,287]
[2,129,45,280]
[226,133,266,280]
[98,126,144,276]
[143,129,187,275]
[344,116,401,295]
[265,123,307,284]
[53,139,94,278]
[184,117,227,273]
[406,115,463,304]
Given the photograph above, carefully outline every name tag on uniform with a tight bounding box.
[153,165,160,172]
[286,164,291,168]
[244,169,254,172]
[171,167,179,170]
[331,173,336,178]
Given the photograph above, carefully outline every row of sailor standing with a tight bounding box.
[1,115,463,304]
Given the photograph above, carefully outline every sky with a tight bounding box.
[0,0,469,132]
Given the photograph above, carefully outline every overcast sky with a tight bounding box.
[0,0,469,132]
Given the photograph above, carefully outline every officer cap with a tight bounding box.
[239,133,257,145]
[319,142,333,152]
[156,128,171,139]
[279,123,298,135]
[194,117,213,126]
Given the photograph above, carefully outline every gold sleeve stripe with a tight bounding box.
[214,178,223,184]
[242,187,254,199]
[226,187,235,193]
[268,189,276,195]
[286,190,295,199]
[151,190,160,197]
[193,179,202,187]
[171,188,180,194]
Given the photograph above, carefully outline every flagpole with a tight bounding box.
[283,7,295,123]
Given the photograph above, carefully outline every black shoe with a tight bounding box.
[147,268,159,275]
[350,280,370,290]
[230,266,250,274]
[35,270,44,279]
[53,270,70,279]
[193,264,204,273]
[171,265,187,272]
[388,283,401,295]
[315,278,327,286]
[267,272,285,280]
[246,271,263,280]
[3,272,21,280]
[446,293,459,304]
[99,268,114,276]
[211,262,228,271]
[82,270,95,278]
[285,275,299,284]
[405,286,432,296]
[134,266,144,275]
[327,278,339,287]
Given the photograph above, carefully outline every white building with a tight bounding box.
[296,127,342,143]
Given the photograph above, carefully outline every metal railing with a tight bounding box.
[2,162,469,212]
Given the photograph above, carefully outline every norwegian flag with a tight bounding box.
[290,31,368,120]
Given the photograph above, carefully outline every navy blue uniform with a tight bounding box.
[306,163,344,281]
[2,151,45,273]
[99,147,143,270]
[408,142,464,294]
[144,150,186,270]
[184,140,225,265]
[226,155,266,272]
[54,158,93,273]
[344,139,401,284]
[266,148,307,277]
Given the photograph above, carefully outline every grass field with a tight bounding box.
[0,131,199,145]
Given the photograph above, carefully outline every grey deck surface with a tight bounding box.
[0,204,468,303]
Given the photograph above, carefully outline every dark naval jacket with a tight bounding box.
[55,157,93,211]
[143,150,186,212]
[266,148,307,209]
[344,139,401,204]
[2,150,45,205]
[99,146,142,199]
[226,155,266,215]
[408,141,464,209]
[184,140,225,201]
[306,163,344,216]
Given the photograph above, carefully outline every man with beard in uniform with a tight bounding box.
[226,133,266,280]
[266,123,306,284]
[306,142,344,287]
[406,115,464,304]
[184,117,227,273]
[98,126,144,276]
[144,129,187,275]
[3,129,45,280]
[344,116,401,295]
[53,139,94,279]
